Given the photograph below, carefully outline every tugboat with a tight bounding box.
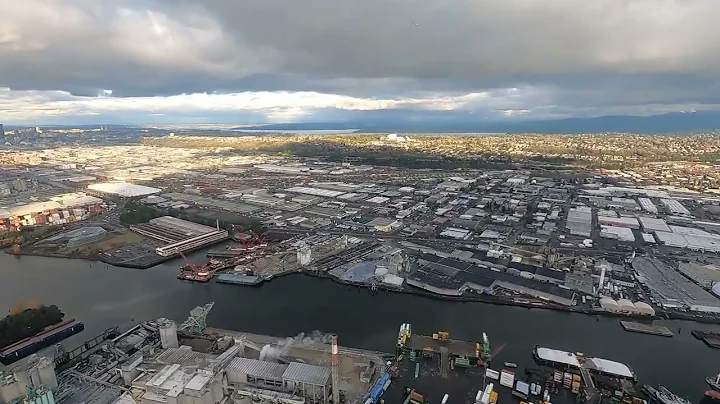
[642,385,692,404]
[707,373,720,392]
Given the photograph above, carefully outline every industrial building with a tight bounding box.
[638,198,658,214]
[565,207,592,237]
[88,182,162,198]
[285,187,345,198]
[6,301,388,404]
[130,216,229,256]
[597,216,639,229]
[678,262,720,289]
[660,199,691,216]
[599,226,636,242]
[407,254,575,306]
[633,257,720,313]
[40,226,108,247]
[638,217,671,233]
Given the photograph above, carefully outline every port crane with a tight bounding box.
[477,332,506,367]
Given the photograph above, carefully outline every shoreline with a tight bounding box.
[8,249,720,326]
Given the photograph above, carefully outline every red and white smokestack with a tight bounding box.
[331,334,339,365]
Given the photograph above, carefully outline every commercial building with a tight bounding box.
[678,262,720,289]
[88,182,162,198]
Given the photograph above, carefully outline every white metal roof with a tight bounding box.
[88,182,161,197]
[227,357,288,380]
[535,347,580,367]
[282,362,331,386]
[588,358,634,378]
[599,298,619,309]
[617,299,635,309]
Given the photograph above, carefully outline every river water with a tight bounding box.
[1,252,719,401]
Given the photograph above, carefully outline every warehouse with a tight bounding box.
[633,257,720,312]
[638,198,658,214]
[130,216,229,257]
[597,216,640,229]
[638,217,671,233]
[599,298,655,316]
[599,226,636,242]
[678,262,720,289]
[566,207,593,237]
[88,182,162,198]
[661,199,691,215]
[285,187,345,198]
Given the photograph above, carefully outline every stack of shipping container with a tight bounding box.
[0,203,106,233]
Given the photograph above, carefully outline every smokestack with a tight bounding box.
[331,334,340,404]
[216,219,220,231]
[598,265,606,293]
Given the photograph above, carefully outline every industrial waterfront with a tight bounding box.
[1,253,720,402]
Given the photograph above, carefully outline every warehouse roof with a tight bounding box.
[282,362,331,386]
[227,357,287,380]
[88,182,161,197]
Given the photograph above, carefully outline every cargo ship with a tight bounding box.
[0,318,84,365]
[532,345,636,382]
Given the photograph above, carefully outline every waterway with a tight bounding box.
[1,252,719,402]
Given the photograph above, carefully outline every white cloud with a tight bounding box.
[2,0,720,125]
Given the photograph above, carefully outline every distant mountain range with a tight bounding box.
[234,111,720,134]
[7,111,720,134]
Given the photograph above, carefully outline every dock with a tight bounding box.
[692,330,720,349]
[620,321,674,337]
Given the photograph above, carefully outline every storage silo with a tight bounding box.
[37,357,58,389]
[158,318,179,349]
[28,363,42,389]
[0,373,23,404]
[11,367,31,393]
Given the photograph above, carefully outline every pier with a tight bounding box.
[620,321,674,337]
[692,330,720,349]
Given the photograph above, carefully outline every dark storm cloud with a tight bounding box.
[2,0,720,123]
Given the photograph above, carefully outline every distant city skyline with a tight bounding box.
[2,1,720,126]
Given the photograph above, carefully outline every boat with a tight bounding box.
[706,391,720,401]
[532,345,636,382]
[707,374,720,391]
[504,362,518,368]
[641,385,692,404]
[0,318,85,365]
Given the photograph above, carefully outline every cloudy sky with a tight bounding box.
[2,0,720,125]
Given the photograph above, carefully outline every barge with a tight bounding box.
[532,345,636,382]
[0,318,85,365]
[641,385,692,404]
